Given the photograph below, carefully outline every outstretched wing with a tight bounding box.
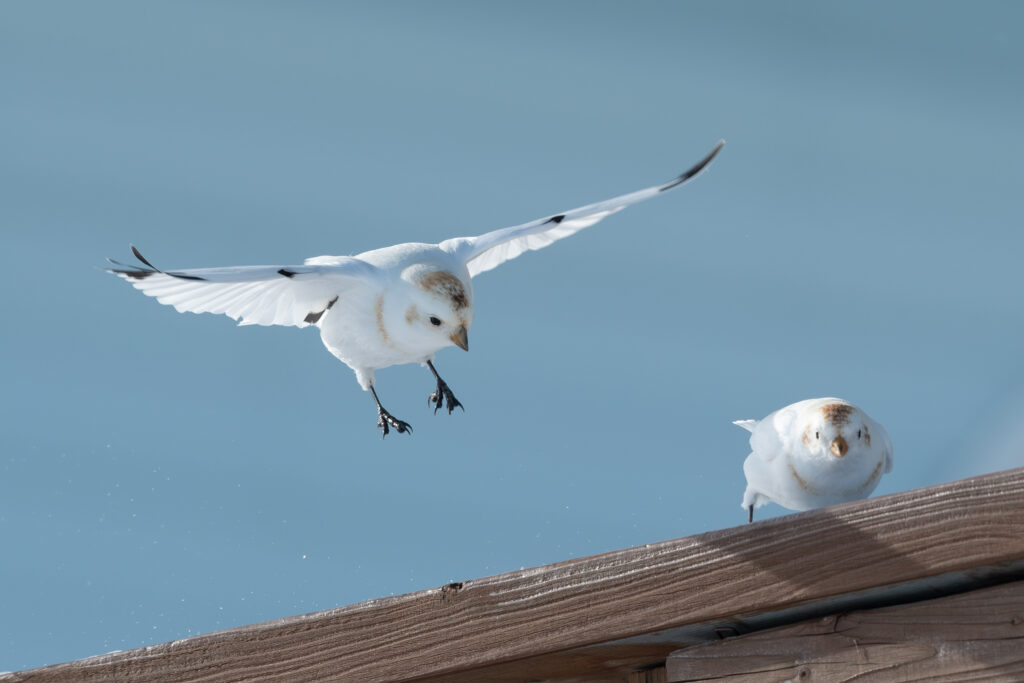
[108,246,376,328]
[439,140,723,278]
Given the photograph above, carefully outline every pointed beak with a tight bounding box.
[450,326,469,351]
[830,436,849,458]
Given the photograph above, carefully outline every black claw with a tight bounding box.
[429,379,463,415]
[370,385,412,439]
[425,360,464,416]
[377,407,412,439]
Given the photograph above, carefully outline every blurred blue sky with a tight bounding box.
[2,0,1023,671]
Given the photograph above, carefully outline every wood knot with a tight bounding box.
[440,581,464,603]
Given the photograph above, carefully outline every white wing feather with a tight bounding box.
[733,419,759,433]
[109,250,375,328]
[440,140,724,278]
[747,403,798,463]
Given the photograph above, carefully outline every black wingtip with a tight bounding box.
[544,214,566,225]
[106,247,158,279]
[659,139,725,192]
[109,268,157,280]
[130,244,159,271]
[110,246,207,281]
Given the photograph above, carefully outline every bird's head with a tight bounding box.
[402,266,474,351]
[801,401,871,460]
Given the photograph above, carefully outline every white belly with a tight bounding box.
[745,450,887,512]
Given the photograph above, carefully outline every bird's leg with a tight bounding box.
[370,385,412,439]
[426,360,464,415]
[747,505,754,524]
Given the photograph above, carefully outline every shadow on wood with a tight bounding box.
[667,580,1024,682]
[4,468,1024,682]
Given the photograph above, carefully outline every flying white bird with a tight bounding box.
[109,141,723,437]
[735,397,893,522]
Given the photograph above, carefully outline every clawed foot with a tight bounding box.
[426,360,464,415]
[429,377,464,415]
[377,406,412,439]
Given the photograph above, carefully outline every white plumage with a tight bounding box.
[736,397,893,521]
[116,260,375,328]
[110,141,724,436]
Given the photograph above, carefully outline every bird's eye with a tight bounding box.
[857,429,862,439]
[429,316,442,326]
[815,432,819,439]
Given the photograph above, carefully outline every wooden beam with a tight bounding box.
[666,580,1024,682]
[629,667,667,683]
[6,468,1024,683]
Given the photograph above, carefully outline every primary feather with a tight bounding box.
[440,140,724,277]
[109,249,374,328]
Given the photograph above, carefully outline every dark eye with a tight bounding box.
[857,429,862,439]
[815,432,819,439]
[429,316,442,326]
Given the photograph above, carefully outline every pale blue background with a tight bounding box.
[2,0,1023,671]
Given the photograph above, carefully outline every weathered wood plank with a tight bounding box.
[5,468,1024,683]
[629,667,667,683]
[404,642,677,683]
[667,580,1024,682]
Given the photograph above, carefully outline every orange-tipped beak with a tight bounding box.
[830,436,849,458]
[450,326,469,351]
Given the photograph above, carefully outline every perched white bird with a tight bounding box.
[735,397,893,522]
[109,141,724,437]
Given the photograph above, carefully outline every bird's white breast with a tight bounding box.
[742,398,892,513]
[317,243,473,377]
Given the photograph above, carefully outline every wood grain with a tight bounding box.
[629,667,667,683]
[5,467,1024,683]
[667,580,1024,682]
